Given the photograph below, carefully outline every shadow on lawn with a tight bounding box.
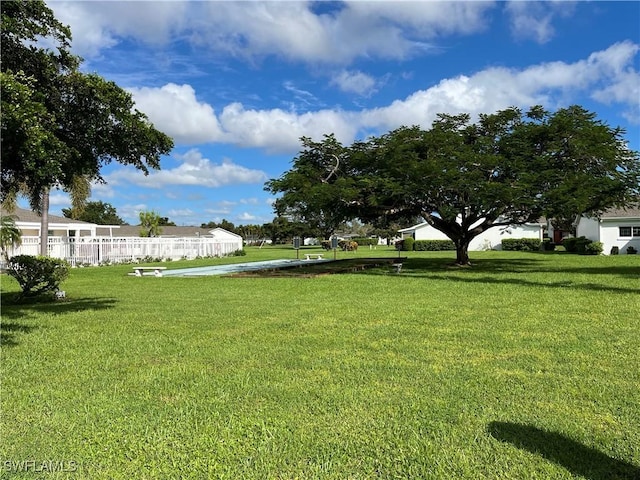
[393,258,639,294]
[0,296,118,347]
[0,322,38,348]
[488,421,640,480]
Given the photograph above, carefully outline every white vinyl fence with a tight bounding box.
[7,236,243,266]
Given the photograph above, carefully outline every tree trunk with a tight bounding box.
[39,188,50,256]
[455,239,471,266]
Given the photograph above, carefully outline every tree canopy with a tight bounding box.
[62,201,126,225]
[265,134,358,239]
[1,0,174,211]
[267,105,640,265]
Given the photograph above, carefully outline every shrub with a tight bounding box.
[584,241,603,255]
[502,238,541,251]
[321,240,332,250]
[610,246,619,255]
[7,255,70,298]
[562,236,602,255]
[402,237,415,251]
[563,237,578,253]
[542,239,556,251]
[628,246,638,255]
[413,239,456,251]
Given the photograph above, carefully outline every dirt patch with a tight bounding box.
[226,257,406,278]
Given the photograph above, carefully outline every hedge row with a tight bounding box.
[501,238,541,251]
[395,239,456,251]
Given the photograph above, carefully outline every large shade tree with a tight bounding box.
[351,106,639,264]
[267,106,639,265]
[1,0,173,254]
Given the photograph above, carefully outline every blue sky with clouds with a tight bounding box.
[39,1,640,226]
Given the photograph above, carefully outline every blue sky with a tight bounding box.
[39,1,640,226]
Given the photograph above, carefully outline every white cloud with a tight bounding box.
[505,1,576,44]
[218,103,359,152]
[50,1,188,58]
[128,84,224,145]
[118,204,148,223]
[50,1,495,64]
[360,41,640,132]
[48,191,70,207]
[331,70,378,96]
[108,149,267,189]
[122,43,638,152]
[238,212,258,221]
[167,208,195,218]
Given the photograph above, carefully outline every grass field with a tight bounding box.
[1,246,639,479]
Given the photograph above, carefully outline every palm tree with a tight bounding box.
[0,214,23,262]
[139,211,162,237]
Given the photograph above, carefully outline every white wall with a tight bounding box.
[576,217,601,242]
[581,218,640,255]
[410,222,542,251]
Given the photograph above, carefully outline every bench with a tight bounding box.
[304,253,324,261]
[391,263,403,274]
[131,266,167,277]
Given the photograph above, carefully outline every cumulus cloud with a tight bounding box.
[103,149,267,191]
[50,1,188,57]
[218,103,359,152]
[120,42,638,152]
[128,84,224,145]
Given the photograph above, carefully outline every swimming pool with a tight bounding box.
[161,258,329,277]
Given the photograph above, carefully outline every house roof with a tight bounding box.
[0,207,95,226]
[599,206,640,219]
[95,225,243,239]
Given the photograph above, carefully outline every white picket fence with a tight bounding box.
[6,236,243,266]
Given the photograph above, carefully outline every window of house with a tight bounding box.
[619,226,640,237]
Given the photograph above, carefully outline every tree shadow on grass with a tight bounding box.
[387,258,640,295]
[0,296,118,347]
[0,322,38,347]
[488,421,640,480]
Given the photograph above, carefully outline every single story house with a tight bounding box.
[576,207,640,255]
[398,218,544,251]
[2,207,101,237]
[1,207,244,263]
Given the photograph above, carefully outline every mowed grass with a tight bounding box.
[1,247,639,479]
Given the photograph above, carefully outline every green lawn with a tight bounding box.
[1,247,639,479]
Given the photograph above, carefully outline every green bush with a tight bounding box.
[562,236,602,255]
[501,238,541,251]
[413,239,456,251]
[584,241,603,255]
[542,239,556,251]
[7,255,70,298]
[610,246,619,255]
[563,237,578,253]
[402,237,415,251]
[627,246,638,255]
